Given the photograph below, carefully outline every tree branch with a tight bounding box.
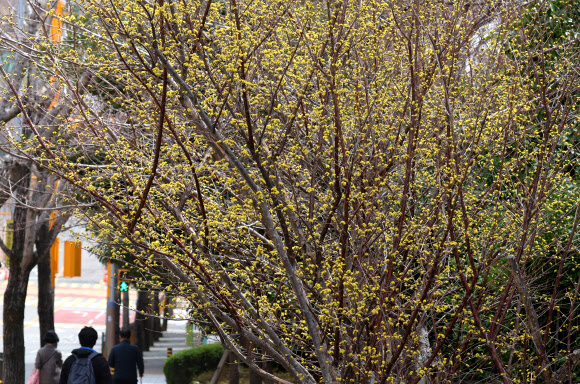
[506,255,552,382]
[0,236,14,260]
[552,349,580,383]
[0,105,21,124]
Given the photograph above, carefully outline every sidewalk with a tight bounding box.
[141,320,189,384]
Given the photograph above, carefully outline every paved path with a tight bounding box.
[141,320,190,384]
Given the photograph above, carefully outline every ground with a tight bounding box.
[192,366,296,384]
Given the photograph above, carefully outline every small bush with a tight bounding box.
[163,343,224,384]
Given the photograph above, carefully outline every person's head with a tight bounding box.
[78,326,98,348]
[44,330,59,345]
[119,327,131,340]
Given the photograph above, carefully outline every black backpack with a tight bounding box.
[66,352,98,384]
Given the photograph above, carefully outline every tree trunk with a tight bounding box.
[2,163,33,384]
[145,294,154,347]
[229,351,240,384]
[134,290,149,352]
[36,220,54,346]
[249,362,263,384]
[37,250,54,346]
[153,291,161,341]
[263,360,274,384]
[3,267,31,384]
[210,350,230,384]
[245,337,262,384]
[162,295,172,331]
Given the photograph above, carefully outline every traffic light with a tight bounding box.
[118,269,130,292]
[119,281,129,292]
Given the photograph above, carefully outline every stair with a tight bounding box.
[141,320,188,384]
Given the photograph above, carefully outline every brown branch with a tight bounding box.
[0,236,13,260]
[506,255,552,382]
[0,105,21,124]
[0,66,57,159]
[127,67,168,233]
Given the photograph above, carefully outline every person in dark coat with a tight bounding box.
[35,330,63,384]
[107,327,144,384]
[59,326,112,384]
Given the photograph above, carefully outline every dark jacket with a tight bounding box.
[107,340,144,381]
[35,344,62,384]
[59,348,112,384]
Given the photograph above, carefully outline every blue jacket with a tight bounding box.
[107,340,144,381]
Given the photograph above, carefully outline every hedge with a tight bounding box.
[163,342,225,384]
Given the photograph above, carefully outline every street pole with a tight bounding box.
[122,290,129,329]
[106,263,119,357]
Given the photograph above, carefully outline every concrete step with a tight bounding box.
[142,320,190,378]
[150,337,188,343]
[148,347,190,353]
[146,334,187,340]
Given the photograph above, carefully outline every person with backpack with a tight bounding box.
[34,330,63,384]
[59,327,112,384]
[107,327,144,384]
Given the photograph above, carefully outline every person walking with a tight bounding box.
[60,326,112,384]
[35,330,63,384]
[107,328,144,384]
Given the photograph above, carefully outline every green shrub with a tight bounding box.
[163,343,224,384]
